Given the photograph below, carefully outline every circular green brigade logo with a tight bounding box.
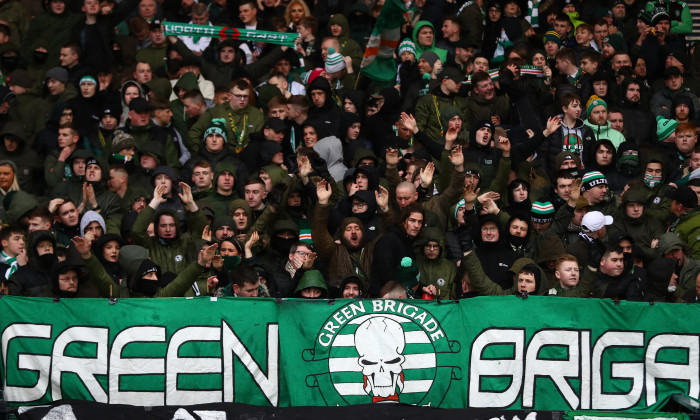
[303,300,462,406]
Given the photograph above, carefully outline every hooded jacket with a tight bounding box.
[131,205,208,275]
[313,135,347,183]
[306,76,343,131]
[293,269,328,298]
[414,84,469,145]
[327,14,363,70]
[583,119,626,150]
[625,154,674,224]
[411,21,447,63]
[0,122,41,194]
[416,227,457,299]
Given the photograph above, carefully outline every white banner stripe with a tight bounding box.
[329,353,436,372]
[332,330,430,347]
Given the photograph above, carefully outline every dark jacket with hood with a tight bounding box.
[7,230,57,297]
[293,269,329,298]
[0,122,42,194]
[370,223,419,296]
[584,138,627,194]
[307,76,343,133]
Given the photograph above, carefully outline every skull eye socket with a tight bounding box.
[385,357,402,364]
[361,360,377,366]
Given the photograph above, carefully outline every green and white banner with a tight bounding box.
[163,22,299,47]
[1,296,699,410]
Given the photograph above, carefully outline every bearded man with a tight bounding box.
[312,179,392,297]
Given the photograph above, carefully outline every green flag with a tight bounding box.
[360,0,410,83]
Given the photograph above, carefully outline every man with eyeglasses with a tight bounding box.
[188,78,264,156]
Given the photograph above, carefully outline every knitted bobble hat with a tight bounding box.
[325,48,346,73]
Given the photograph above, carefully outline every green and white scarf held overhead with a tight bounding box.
[163,21,299,47]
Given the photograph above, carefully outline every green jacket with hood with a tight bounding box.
[131,205,208,275]
[583,119,626,150]
[198,162,239,217]
[416,227,457,299]
[293,269,328,297]
[170,72,199,138]
[625,154,673,225]
[462,251,547,296]
[327,14,363,71]
[412,21,447,63]
[24,7,82,66]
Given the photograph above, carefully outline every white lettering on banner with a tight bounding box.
[523,330,580,409]
[109,326,166,406]
[51,327,109,403]
[469,328,700,409]
[222,321,279,406]
[592,331,644,410]
[166,326,222,405]
[2,324,699,409]
[469,328,525,408]
[2,323,52,402]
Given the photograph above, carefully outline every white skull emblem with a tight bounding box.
[355,317,406,398]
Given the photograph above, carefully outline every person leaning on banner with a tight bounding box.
[593,243,645,301]
[73,236,219,298]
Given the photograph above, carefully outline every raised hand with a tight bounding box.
[150,184,167,208]
[198,243,218,267]
[178,182,197,211]
[211,255,223,271]
[316,178,332,204]
[448,145,464,169]
[302,252,317,269]
[478,191,500,203]
[375,185,389,212]
[297,155,312,179]
[543,116,562,137]
[206,275,219,293]
[72,236,92,258]
[245,231,260,250]
[400,112,418,134]
[445,126,459,147]
[201,225,212,241]
[464,184,480,203]
[420,162,435,188]
[497,136,511,157]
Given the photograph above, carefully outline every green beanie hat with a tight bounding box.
[398,38,417,58]
[531,201,555,224]
[586,95,607,116]
[395,257,420,289]
[580,170,608,192]
[543,31,561,46]
[204,118,228,143]
[656,115,679,141]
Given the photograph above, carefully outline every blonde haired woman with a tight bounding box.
[284,0,310,29]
